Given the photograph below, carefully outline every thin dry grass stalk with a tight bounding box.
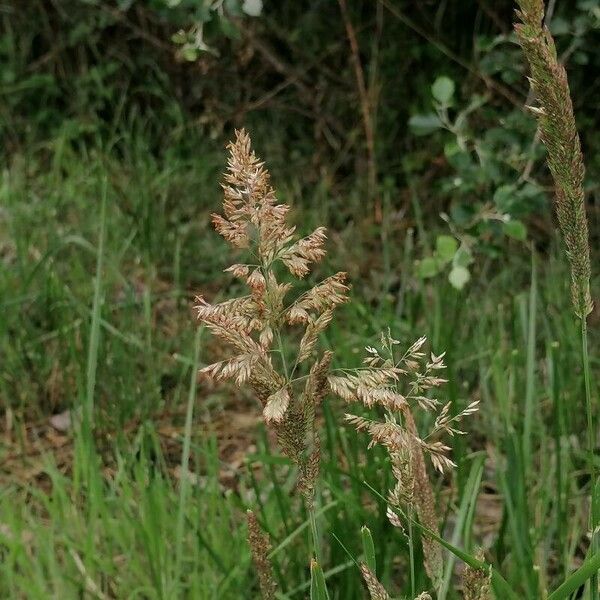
[329,331,479,588]
[337,0,380,221]
[515,0,592,319]
[196,129,349,502]
[246,510,277,600]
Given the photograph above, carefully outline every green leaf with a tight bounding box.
[219,16,240,40]
[171,31,187,44]
[503,219,527,241]
[408,113,443,136]
[449,265,470,290]
[310,559,330,600]
[418,256,441,279]
[181,46,198,62]
[453,246,474,269]
[224,0,242,14]
[360,526,376,574]
[436,235,458,262]
[242,0,263,16]
[548,551,600,599]
[438,454,486,599]
[432,76,455,104]
[493,184,517,213]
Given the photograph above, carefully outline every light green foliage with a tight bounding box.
[418,234,473,290]
[431,76,456,106]
[407,1,600,290]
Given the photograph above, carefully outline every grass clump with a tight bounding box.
[196,130,483,597]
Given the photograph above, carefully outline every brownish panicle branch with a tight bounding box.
[462,548,492,600]
[359,562,391,599]
[246,510,278,600]
[403,408,443,588]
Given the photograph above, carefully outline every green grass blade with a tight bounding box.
[361,525,377,574]
[173,325,203,590]
[84,176,108,430]
[310,559,330,600]
[548,551,600,600]
[523,252,537,476]
[268,501,338,560]
[438,452,485,600]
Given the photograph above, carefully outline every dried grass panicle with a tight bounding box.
[196,130,349,500]
[329,332,479,587]
[461,549,492,600]
[515,0,592,318]
[359,562,391,600]
[246,510,278,600]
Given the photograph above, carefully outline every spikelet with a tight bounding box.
[461,549,492,600]
[359,563,391,600]
[515,0,592,318]
[329,333,479,588]
[246,510,277,600]
[404,409,442,586]
[196,130,349,501]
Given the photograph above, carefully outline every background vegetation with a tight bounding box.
[0,0,599,598]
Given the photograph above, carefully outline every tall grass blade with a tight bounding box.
[548,551,600,600]
[361,525,377,574]
[523,253,537,475]
[173,325,203,590]
[438,452,485,600]
[84,177,108,431]
[310,559,330,600]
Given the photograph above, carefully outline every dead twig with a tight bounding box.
[338,0,380,222]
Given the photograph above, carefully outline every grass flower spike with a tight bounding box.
[359,563,391,600]
[196,129,349,502]
[329,331,479,588]
[461,549,492,600]
[515,0,592,319]
[246,510,278,600]
[515,4,597,597]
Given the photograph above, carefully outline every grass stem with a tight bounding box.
[581,316,598,600]
[173,325,203,591]
[309,502,322,565]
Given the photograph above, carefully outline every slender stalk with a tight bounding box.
[173,326,202,590]
[275,328,289,380]
[408,508,416,598]
[308,502,322,564]
[523,252,537,477]
[581,316,598,600]
[549,341,568,578]
[84,177,107,433]
[337,0,379,220]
